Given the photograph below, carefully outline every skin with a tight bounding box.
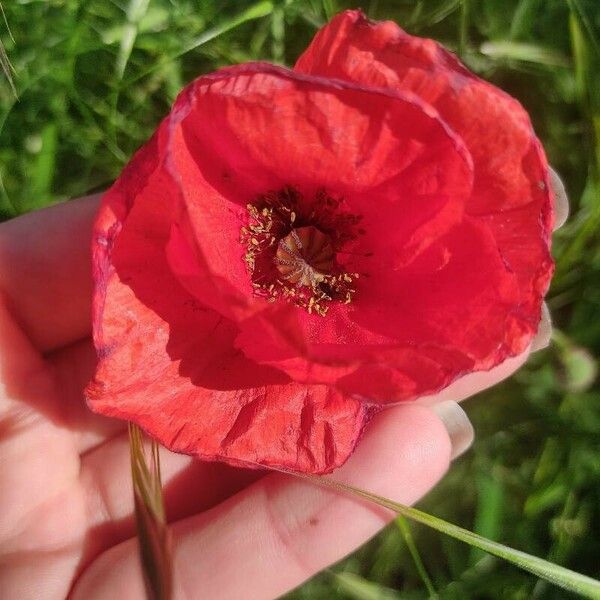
[0,195,537,600]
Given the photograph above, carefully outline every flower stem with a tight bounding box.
[129,423,173,600]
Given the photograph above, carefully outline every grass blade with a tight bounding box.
[0,2,16,97]
[334,572,402,599]
[510,0,543,40]
[459,0,469,57]
[479,41,570,67]
[179,1,274,58]
[29,123,58,206]
[322,0,338,20]
[299,475,600,599]
[469,472,504,565]
[126,1,273,85]
[115,0,150,79]
[270,3,285,64]
[395,516,438,598]
[129,423,172,600]
[567,0,600,57]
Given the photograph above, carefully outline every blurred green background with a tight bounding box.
[1,0,598,598]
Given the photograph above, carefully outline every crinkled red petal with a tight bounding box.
[236,216,524,400]
[87,12,557,471]
[295,9,554,341]
[163,63,473,320]
[86,113,368,473]
[161,63,493,399]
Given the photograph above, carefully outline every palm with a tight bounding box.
[0,319,257,598]
[0,196,526,599]
[0,334,113,599]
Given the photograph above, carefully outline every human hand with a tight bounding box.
[0,189,562,599]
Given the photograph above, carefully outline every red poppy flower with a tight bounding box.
[86,10,554,473]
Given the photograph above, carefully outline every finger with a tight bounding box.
[417,298,555,407]
[2,169,564,359]
[47,338,124,453]
[72,404,454,600]
[417,349,530,406]
[549,167,569,230]
[0,195,99,353]
[0,300,81,551]
[419,166,566,408]
[0,327,124,457]
[530,302,552,352]
[431,401,474,460]
[78,430,262,562]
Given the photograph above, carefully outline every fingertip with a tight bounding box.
[431,400,474,460]
[549,167,569,230]
[531,302,552,352]
[73,404,455,600]
[334,403,452,505]
[0,194,100,352]
[416,349,530,407]
[71,542,143,600]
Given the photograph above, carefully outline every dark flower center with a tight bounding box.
[275,226,334,287]
[240,187,361,316]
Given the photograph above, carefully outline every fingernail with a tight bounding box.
[549,167,569,230]
[531,302,552,352]
[431,401,474,460]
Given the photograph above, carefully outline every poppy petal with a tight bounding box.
[295,9,553,337]
[162,63,473,322]
[87,115,366,473]
[235,216,523,401]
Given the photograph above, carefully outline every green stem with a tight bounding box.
[395,516,438,598]
[459,0,469,58]
[299,475,600,599]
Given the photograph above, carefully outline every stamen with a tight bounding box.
[240,187,361,316]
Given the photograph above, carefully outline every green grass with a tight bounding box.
[1,0,599,598]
